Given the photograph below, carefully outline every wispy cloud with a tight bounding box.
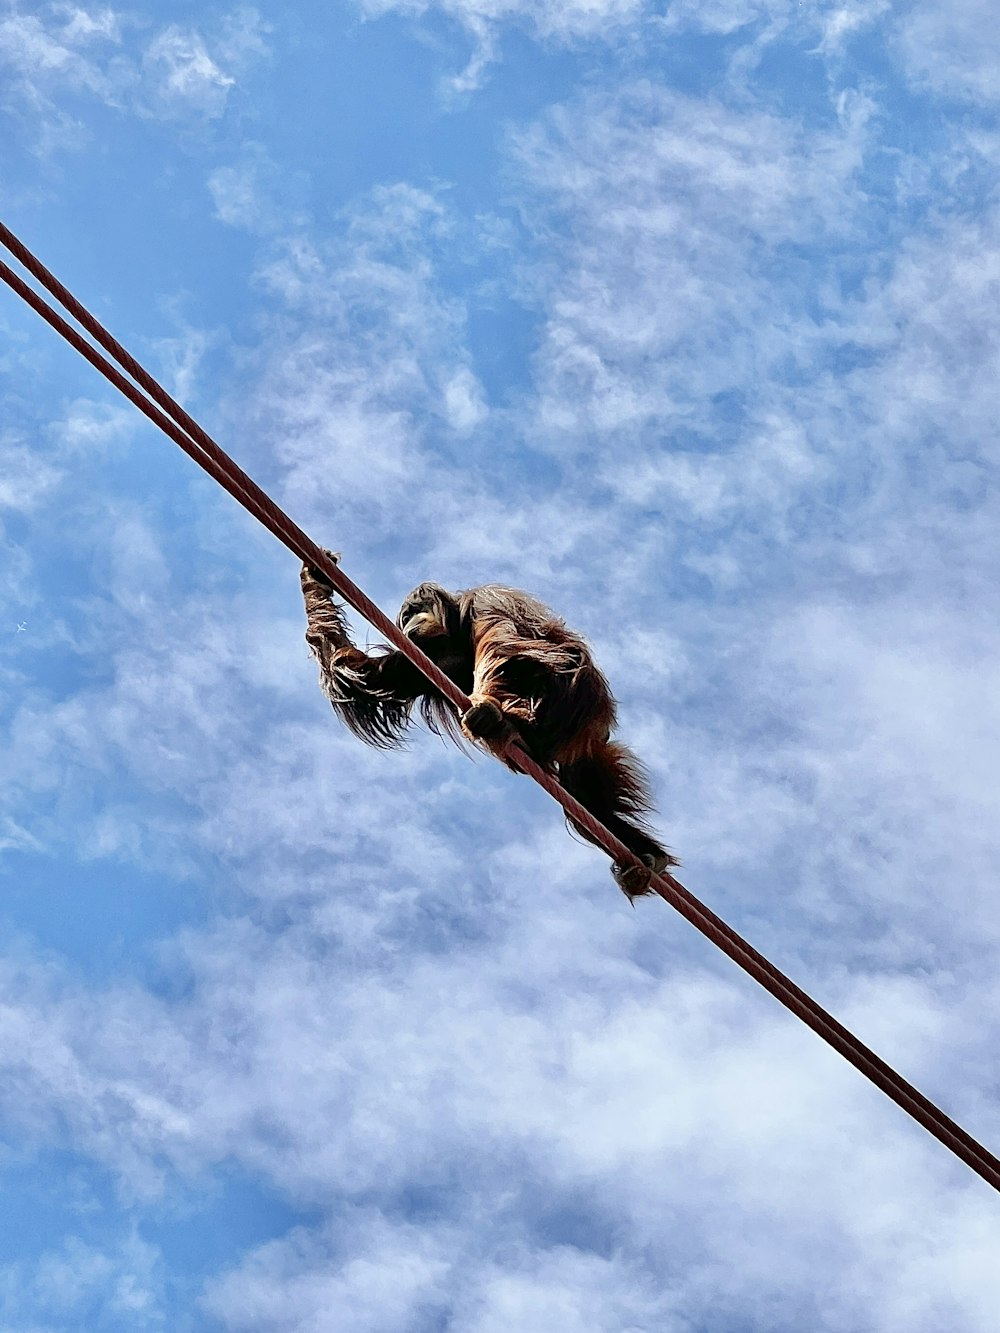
[898,0,1000,102]
[357,0,647,91]
[0,2,268,151]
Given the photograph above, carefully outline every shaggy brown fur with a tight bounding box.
[300,557,676,896]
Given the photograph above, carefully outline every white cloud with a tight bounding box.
[53,398,136,455]
[653,0,889,42]
[0,436,63,511]
[0,1,121,151]
[221,185,501,563]
[508,82,868,483]
[845,210,1000,462]
[0,3,268,146]
[359,0,646,39]
[2,891,993,1327]
[0,3,121,99]
[355,0,890,90]
[898,0,1000,102]
[138,7,266,120]
[442,366,487,433]
[357,0,646,91]
[141,25,234,118]
[209,158,276,232]
[0,1232,164,1329]
[202,1216,453,1332]
[813,0,889,52]
[148,320,218,407]
[208,145,310,236]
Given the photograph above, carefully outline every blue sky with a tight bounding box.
[2,0,1000,1328]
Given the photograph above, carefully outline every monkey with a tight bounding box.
[300,554,676,897]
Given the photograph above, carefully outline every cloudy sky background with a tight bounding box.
[2,0,1000,1327]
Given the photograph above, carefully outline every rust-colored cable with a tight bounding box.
[2,221,999,1194]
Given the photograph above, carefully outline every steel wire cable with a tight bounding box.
[2,222,998,1194]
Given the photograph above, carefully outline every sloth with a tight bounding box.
[300,555,675,897]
